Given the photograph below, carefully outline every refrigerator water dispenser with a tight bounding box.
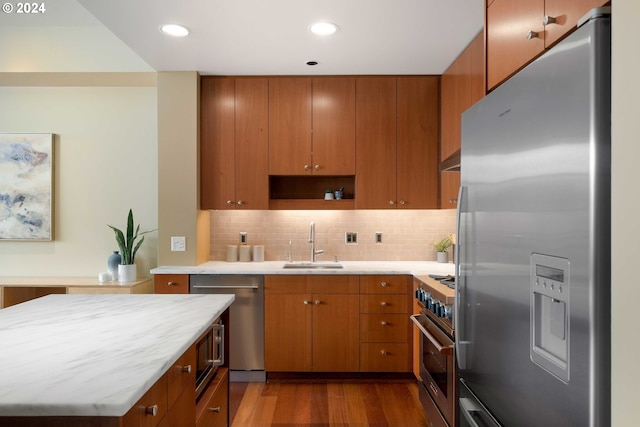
[530,253,570,383]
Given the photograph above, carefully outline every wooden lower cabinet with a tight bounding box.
[196,367,229,427]
[154,274,189,294]
[359,275,412,373]
[265,274,413,374]
[264,275,359,372]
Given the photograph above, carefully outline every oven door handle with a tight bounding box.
[410,314,454,355]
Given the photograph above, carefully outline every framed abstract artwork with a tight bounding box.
[0,133,54,241]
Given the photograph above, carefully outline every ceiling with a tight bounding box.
[1,0,484,75]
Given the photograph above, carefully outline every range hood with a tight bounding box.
[439,149,460,172]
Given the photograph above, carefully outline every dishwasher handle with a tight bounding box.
[192,285,259,290]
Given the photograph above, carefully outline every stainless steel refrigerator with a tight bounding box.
[456,9,610,427]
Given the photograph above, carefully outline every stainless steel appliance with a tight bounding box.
[191,274,265,382]
[411,276,456,427]
[195,316,225,399]
[456,9,611,427]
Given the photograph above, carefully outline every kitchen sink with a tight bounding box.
[282,262,344,269]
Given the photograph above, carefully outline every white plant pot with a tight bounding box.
[118,264,137,283]
[436,251,449,263]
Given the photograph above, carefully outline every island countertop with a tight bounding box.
[0,293,234,417]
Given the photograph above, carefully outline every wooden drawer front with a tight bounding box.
[123,373,168,427]
[167,344,196,407]
[360,275,409,294]
[196,368,229,427]
[360,343,410,372]
[265,275,358,294]
[360,294,408,314]
[159,385,195,427]
[154,274,189,294]
[360,314,409,343]
[307,275,359,293]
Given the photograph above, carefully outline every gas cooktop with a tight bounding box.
[428,274,455,289]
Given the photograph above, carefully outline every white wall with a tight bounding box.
[611,1,640,425]
[0,73,158,277]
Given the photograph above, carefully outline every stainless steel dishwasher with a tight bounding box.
[190,274,265,382]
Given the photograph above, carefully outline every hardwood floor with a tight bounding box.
[229,380,430,427]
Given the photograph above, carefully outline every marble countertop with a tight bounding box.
[151,260,455,276]
[0,293,234,417]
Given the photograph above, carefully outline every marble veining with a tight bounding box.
[0,293,234,417]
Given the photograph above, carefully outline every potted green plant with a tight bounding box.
[108,209,156,283]
[433,235,453,263]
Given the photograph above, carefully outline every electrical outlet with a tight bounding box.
[345,232,358,245]
[170,236,186,252]
[240,232,248,245]
[375,232,383,244]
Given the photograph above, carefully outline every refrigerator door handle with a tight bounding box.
[455,185,465,369]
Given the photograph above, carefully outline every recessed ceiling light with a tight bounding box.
[160,24,189,37]
[310,22,338,36]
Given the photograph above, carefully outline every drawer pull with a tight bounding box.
[167,281,175,286]
[380,301,388,307]
[182,365,192,374]
[380,282,387,287]
[145,405,158,416]
[208,406,221,413]
[380,321,388,326]
[315,300,321,305]
[380,350,388,356]
[303,300,311,305]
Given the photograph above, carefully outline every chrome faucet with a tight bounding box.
[308,221,324,262]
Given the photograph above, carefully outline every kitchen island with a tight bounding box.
[0,293,234,426]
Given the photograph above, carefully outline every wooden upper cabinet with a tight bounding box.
[439,31,484,209]
[396,76,439,209]
[235,78,269,209]
[544,0,610,47]
[201,77,235,210]
[200,77,268,210]
[268,78,312,175]
[487,0,545,90]
[355,77,397,209]
[311,77,356,175]
[486,0,608,91]
[268,77,355,176]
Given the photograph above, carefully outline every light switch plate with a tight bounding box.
[170,236,186,252]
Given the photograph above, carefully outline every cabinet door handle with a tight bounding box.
[208,406,221,413]
[303,300,311,305]
[237,200,244,205]
[399,200,406,205]
[182,365,192,374]
[380,282,387,287]
[304,164,310,171]
[380,321,388,326]
[167,281,175,286]
[145,405,158,416]
[380,301,388,307]
[380,350,388,356]
[314,164,320,170]
[389,200,395,205]
[543,15,557,25]
[527,30,539,40]
[315,300,321,305]
[226,200,233,205]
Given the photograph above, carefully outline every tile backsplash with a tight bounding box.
[210,209,456,262]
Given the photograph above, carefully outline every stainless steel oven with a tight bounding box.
[195,317,225,399]
[412,276,456,427]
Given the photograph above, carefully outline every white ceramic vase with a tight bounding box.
[436,251,448,263]
[118,264,137,283]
